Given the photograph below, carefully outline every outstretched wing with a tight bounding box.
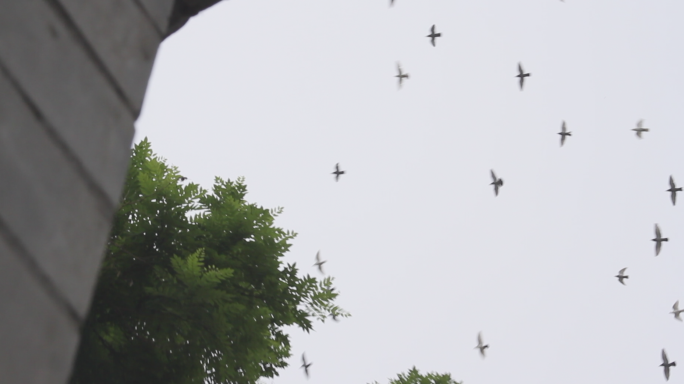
[561,121,567,133]
[656,224,662,238]
[519,76,524,90]
[670,176,676,189]
[518,62,523,75]
[637,119,643,129]
[561,135,566,147]
[619,267,627,275]
[477,332,483,346]
[490,170,497,182]
[672,191,677,206]
[674,301,680,311]
[662,349,669,364]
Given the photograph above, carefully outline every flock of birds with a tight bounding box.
[290,1,681,381]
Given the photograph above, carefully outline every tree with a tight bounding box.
[369,367,461,384]
[69,138,347,384]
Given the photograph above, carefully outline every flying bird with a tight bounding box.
[661,349,676,381]
[301,353,312,378]
[558,121,572,147]
[475,332,489,358]
[653,224,669,256]
[427,25,441,47]
[671,301,684,321]
[313,251,326,274]
[396,63,409,88]
[633,119,649,138]
[490,170,504,196]
[516,63,531,90]
[667,176,682,206]
[332,163,345,181]
[615,268,629,285]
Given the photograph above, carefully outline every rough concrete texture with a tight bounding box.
[136,0,175,36]
[0,69,113,318]
[0,233,79,384]
[0,0,173,383]
[58,0,163,115]
[0,0,137,206]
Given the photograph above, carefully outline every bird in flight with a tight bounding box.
[301,353,312,378]
[427,25,441,47]
[615,268,629,285]
[516,63,531,90]
[396,63,409,88]
[671,301,684,321]
[661,349,676,381]
[314,251,326,274]
[490,170,504,196]
[667,176,682,206]
[475,332,489,358]
[332,163,345,181]
[632,119,649,138]
[652,224,669,256]
[558,121,571,147]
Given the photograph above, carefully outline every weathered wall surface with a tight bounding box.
[0,1,174,383]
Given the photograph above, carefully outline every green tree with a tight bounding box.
[69,139,347,384]
[369,367,461,384]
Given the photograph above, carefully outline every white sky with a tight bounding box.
[135,1,684,383]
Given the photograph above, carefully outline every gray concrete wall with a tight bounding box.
[0,1,174,383]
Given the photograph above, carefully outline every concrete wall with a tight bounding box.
[0,1,174,383]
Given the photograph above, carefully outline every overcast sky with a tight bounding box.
[135,1,684,383]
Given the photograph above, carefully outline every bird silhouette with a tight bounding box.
[516,63,531,90]
[671,301,684,321]
[490,170,504,196]
[475,332,489,358]
[653,224,669,256]
[633,119,649,138]
[314,251,326,274]
[615,268,629,285]
[661,349,676,381]
[301,353,312,378]
[427,25,441,47]
[667,176,682,206]
[396,63,409,88]
[558,121,571,147]
[332,163,345,182]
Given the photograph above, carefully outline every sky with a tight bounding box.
[134,0,684,383]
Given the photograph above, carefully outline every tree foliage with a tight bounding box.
[69,138,347,384]
[369,367,461,384]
